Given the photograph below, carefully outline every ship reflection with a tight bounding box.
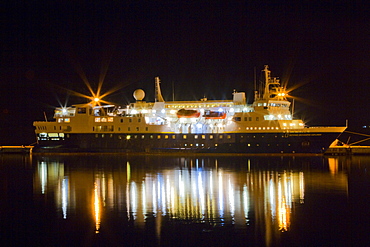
[33,156,348,244]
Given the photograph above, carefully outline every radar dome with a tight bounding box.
[133,89,145,101]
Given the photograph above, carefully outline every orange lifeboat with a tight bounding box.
[177,109,200,118]
[203,110,226,119]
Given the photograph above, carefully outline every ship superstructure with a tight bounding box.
[33,66,346,153]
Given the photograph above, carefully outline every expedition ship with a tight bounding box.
[33,66,346,153]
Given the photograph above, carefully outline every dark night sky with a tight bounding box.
[1,1,369,144]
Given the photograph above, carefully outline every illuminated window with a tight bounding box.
[126,135,131,140]
[141,135,145,139]
[165,135,169,139]
[157,135,161,139]
[210,135,213,139]
[183,135,187,139]
[172,135,176,139]
[227,135,231,139]
[58,118,64,123]
[108,117,113,122]
[219,135,223,139]
[195,135,198,139]
[59,133,64,137]
[101,118,107,122]
[202,135,206,139]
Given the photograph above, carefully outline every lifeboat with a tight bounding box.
[203,111,226,119]
[177,109,200,118]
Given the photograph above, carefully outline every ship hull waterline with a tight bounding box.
[33,132,342,154]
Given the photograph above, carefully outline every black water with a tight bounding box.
[1,154,370,246]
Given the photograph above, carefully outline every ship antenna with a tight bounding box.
[172,80,175,101]
[253,67,257,100]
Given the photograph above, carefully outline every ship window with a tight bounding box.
[210,135,213,139]
[128,127,130,131]
[202,135,206,139]
[227,135,231,139]
[54,126,56,130]
[157,135,161,139]
[95,118,101,122]
[150,135,153,139]
[136,127,139,131]
[138,118,141,122]
[195,135,198,139]
[77,107,86,114]
[172,135,176,139]
[244,117,247,121]
[146,127,148,131]
[108,117,113,122]
[59,133,64,137]
[95,134,98,138]
[219,135,223,139]
[142,135,145,139]
[129,119,132,123]
[118,127,121,131]
[58,118,63,123]
[215,144,218,146]
[234,117,241,121]
[120,119,123,123]
[249,117,252,121]
[126,135,131,140]
[101,118,107,122]
[165,135,169,139]
[256,117,259,121]
[183,135,187,139]
[101,134,105,138]
[248,144,251,146]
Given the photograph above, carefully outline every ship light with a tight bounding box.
[170,110,176,114]
[218,108,223,112]
[94,97,100,102]
[152,110,156,113]
[243,108,248,112]
[299,123,304,126]
[142,109,148,113]
[283,123,287,126]
[131,110,138,114]
[230,108,235,113]
[161,109,165,114]
[62,108,67,115]
[278,114,282,119]
[197,123,202,129]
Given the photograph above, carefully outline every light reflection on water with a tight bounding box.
[30,155,352,246]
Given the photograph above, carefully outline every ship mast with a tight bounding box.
[155,77,165,102]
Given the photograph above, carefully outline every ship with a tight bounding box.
[33,65,346,153]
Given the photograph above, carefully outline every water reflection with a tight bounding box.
[32,155,350,246]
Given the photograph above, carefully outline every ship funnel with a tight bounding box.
[155,77,165,102]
